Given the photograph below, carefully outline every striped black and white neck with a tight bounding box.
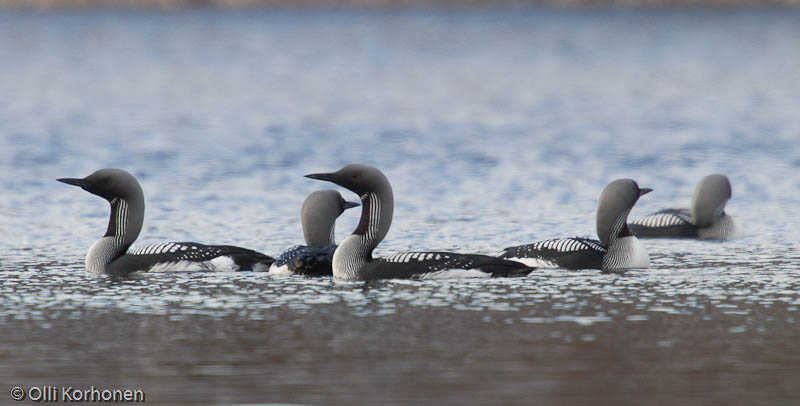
[500,179,652,270]
[629,174,736,239]
[269,190,359,276]
[305,164,534,281]
[58,168,274,276]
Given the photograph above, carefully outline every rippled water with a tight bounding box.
[1,6,800,404]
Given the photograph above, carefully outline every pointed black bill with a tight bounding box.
[639,187,653,197]
[305,173,338,183]
[57,177,90,189]
[343,201,360,210]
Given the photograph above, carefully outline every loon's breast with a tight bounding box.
[697,214,737,240]
[603,236,650,270]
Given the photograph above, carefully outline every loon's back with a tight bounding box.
[500,237,607,270]
[107,242,274,276]
[269,245,337,276]
[358,252,534,281]
[629,208,698,238]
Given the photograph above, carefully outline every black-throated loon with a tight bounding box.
[629,174,736,239]
[500,179,652,270]
[58,168,274,275]
[305,164,534,280]
[269,189,359,276]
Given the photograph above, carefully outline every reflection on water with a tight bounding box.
[1,6,800,404]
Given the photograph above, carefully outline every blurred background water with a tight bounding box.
[1,6,799,404]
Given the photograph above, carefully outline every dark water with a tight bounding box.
[1,6,800,404]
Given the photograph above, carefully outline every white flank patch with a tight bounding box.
[419,269,491,279]
[146,256,239,273]
[252,262,271,273]
[147,261,207,273]
[505,257,559,268]
[207,256,239,272]
[268,263,292,276]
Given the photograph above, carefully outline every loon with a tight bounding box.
[304,164,534,281]
[58,168,274,275]
[269,190,359,276]
[629,174,735,239]
[500,179,652,270]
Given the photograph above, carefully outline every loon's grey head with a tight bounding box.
[305,164,394,242]
[58,168,145,243]
[58,168,143,204]
[306,164,392,197]
[691,174,731,228]
[301,189,359,247]
[596,179,652,246]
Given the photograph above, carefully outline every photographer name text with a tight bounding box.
[10,386,144,402]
